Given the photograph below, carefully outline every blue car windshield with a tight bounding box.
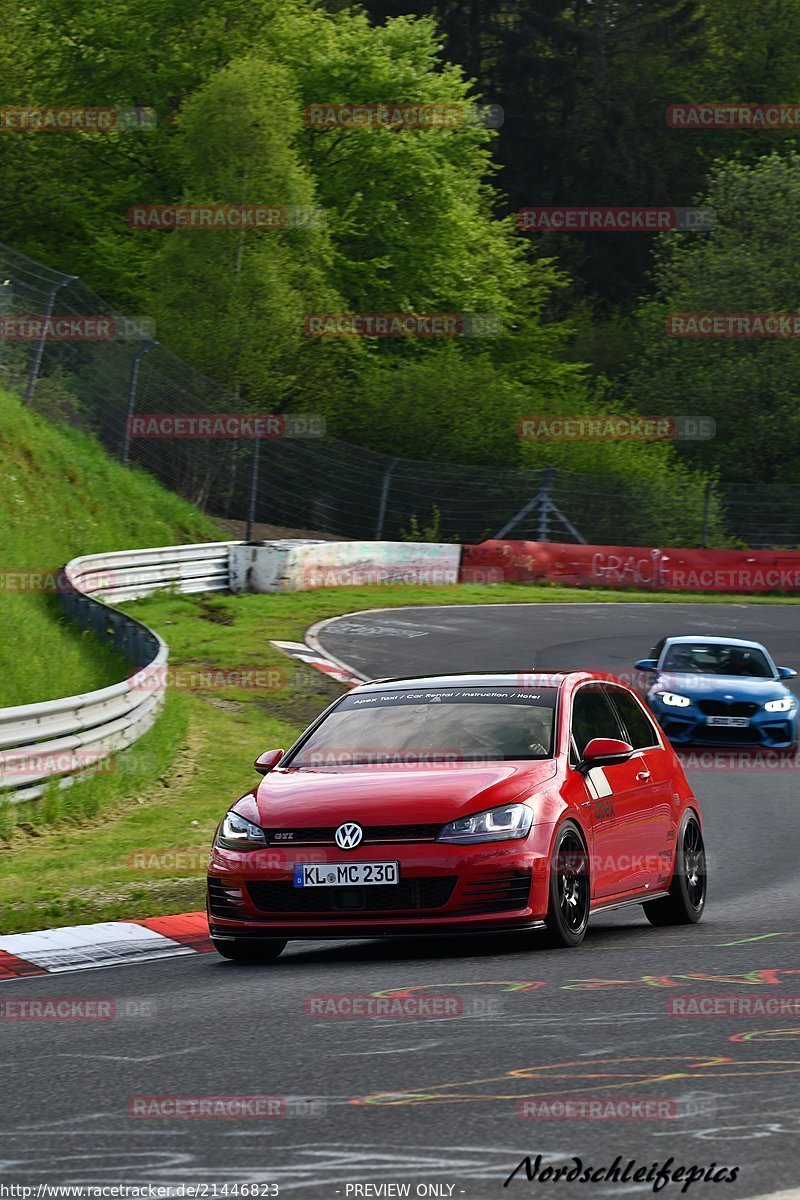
[662,643,774,678]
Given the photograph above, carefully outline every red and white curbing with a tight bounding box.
[270,638,365,688]
[0,912,213,979]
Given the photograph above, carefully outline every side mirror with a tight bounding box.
[777,666,797,679]
[254,748,284,775]
[634,659,658,671]
[579,737,634,772]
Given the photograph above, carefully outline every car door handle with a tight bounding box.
[581,800,591,807]
[636,770,651,782]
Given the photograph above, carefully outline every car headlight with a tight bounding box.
[765,696,796,713]
[657,692,692,708]
[215,810,267,850]
[437,803,533,844]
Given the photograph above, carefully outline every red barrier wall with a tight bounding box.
[460,540,800,593]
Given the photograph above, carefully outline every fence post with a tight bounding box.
[537,467,554,542]
[245,433,261,541]
[121,340,158,465]
[25,273,77,405]
[375,457,399,540]
[701,481,713,549]
[0,278,12,366]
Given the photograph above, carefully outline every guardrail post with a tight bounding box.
[121,340,158,465]
[25,273,77,406]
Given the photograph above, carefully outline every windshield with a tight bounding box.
[661,643,774,678]
[286,685,558,766]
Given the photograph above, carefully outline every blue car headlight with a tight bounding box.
[657,692,692,708]
[764,696,797,713]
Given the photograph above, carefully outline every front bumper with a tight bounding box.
[651,701,798,748]
[207,835,551,940]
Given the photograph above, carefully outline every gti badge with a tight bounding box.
[335,822,363,850]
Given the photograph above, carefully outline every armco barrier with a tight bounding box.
[461,540,800,593]
[0,541,239,803]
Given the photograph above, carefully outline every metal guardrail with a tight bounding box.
[0,540,239,803]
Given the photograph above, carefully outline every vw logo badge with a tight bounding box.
[335,822,363,850]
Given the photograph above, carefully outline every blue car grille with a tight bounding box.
[697,700,759,718]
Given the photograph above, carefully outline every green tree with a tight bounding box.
[145,55,347,408]
[625,151,800,482]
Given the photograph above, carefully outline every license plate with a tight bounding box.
[707,716,750,727]
[294,862,399,888]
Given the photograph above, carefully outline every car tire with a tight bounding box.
[542,822,590,948]
[643,812,706,927]
[213,938,287,963]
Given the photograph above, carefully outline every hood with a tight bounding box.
[652,672,789,703]
[248,760,558,829]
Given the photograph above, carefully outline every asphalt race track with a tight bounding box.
[4,602,800,1198]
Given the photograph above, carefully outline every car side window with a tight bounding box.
[607,687,659,750]
[650,637,666,662]
[570,685,626,760]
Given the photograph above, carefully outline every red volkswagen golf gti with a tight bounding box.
[207,672,706,961]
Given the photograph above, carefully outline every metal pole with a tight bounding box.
[701,481,713,548]
[0,279,12,366]
[121,340,157,465]
[25,273,77,405]
[375,457,399,540]
[245,433,261,541]
[537,467,555,542]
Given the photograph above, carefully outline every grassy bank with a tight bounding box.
[0,385,220,707]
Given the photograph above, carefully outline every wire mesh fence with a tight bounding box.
[0,240,795,549]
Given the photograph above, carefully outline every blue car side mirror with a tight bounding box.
[635,659,658,671]
[777,666,798,679]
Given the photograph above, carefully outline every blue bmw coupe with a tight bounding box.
[635,636,798,749]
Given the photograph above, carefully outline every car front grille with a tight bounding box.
[457,871,532,913]
[267,823,442,846]
[246,876,457,915]
[697,700,759,717]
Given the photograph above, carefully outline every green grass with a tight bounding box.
[1,578,798,933]
[0,385,220,706]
